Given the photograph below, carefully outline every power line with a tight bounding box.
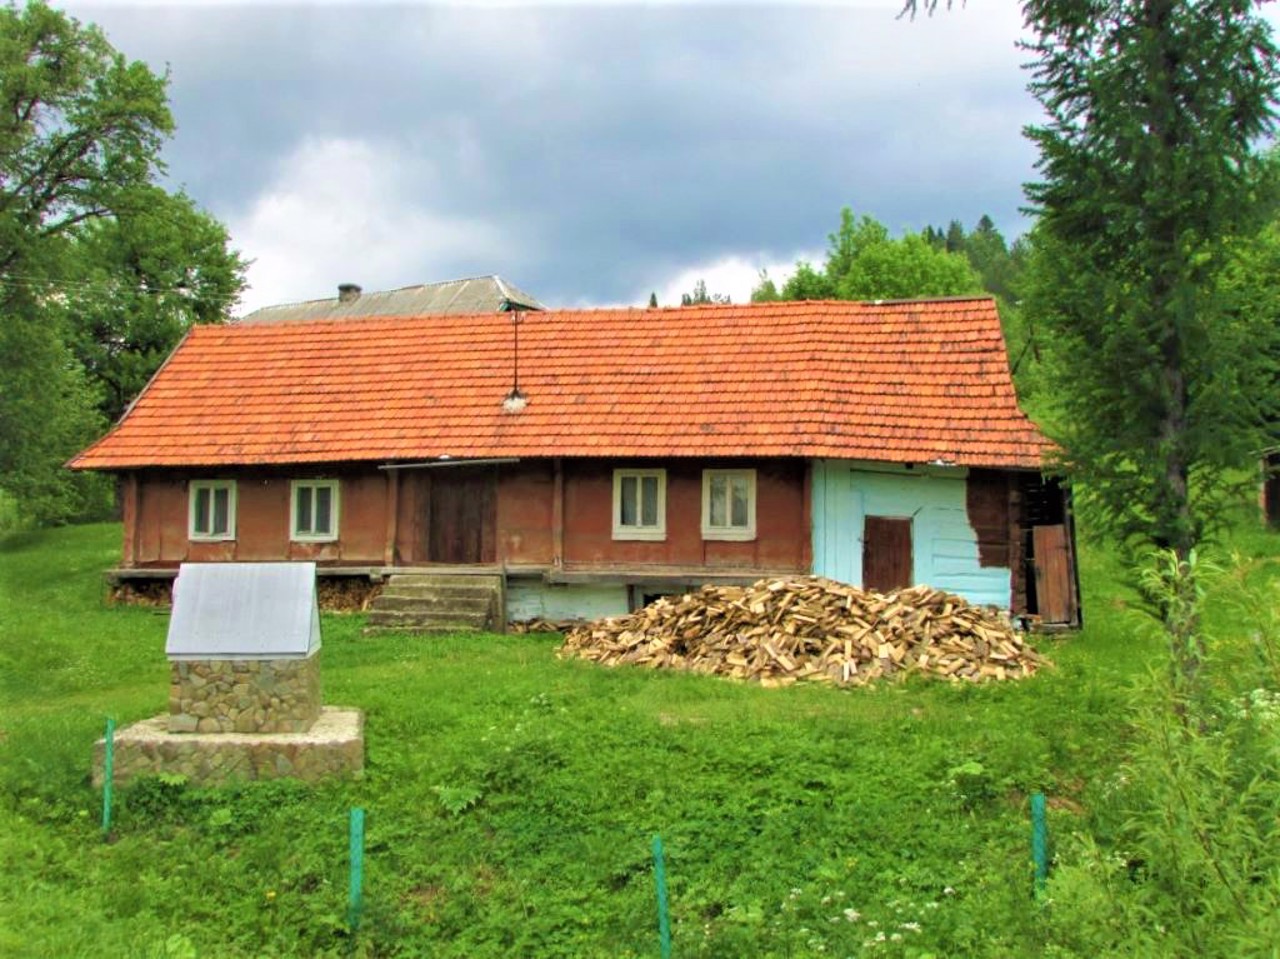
[0,270,221,300]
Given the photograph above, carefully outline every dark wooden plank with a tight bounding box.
[1033,524,1075,624]
[863,516,913,593]
[1266,454,1280,528]
[965,468,1011,568]
[428,468,496,564]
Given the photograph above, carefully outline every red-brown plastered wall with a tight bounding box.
[496,462,556,565]
[561,460,807,570]
[125,459,809,572]
[128,468,392,567]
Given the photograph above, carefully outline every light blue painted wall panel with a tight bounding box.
[812,461,864,584]
[506,581,629,622]
[809,460,1012,610]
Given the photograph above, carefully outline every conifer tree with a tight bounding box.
[1022,0,1279,684]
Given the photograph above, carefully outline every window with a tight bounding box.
[613,469,666,540]
[702,469,756,540]
[291,480,340,541]
[189,480,236,541]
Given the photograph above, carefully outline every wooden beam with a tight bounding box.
[547,566,803,586]
[1008,472,1024,615]
[552,457,565,568]
[383,469,400,566]
[801,461,814,572]
[121,472,140,568]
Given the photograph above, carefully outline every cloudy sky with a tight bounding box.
[63,1,1059,314]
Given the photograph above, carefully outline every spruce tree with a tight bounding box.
[1022,0,1279,683]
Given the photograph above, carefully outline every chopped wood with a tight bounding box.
[558,576,1047,687]
[510,618,582,635]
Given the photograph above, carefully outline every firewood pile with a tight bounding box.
[558,576,1045,687]
[109,580,174,608]
[511,618,581,635]
[317,578,382,612]
[109,576,380,611]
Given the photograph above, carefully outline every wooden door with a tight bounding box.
[1033,524,1077,624]
[863,516,913,593]
[1266,453,1280,528]
[427,468,496,564]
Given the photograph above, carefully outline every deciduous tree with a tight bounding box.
[680,278,731,305]
[0,2,245,522]
[752,208,981,302]
[63,186,245,423]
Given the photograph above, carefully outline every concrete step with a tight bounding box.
[371,594,495,613]
[362,624,487,635]
[378,583,499,601]
[387,574,504,589]
[364,572,503,634]
[364,609,491,631]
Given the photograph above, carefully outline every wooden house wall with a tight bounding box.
[810,460,1017,610]
[126,468,395,567]
[559,460,808,571]
[122,458,809,572]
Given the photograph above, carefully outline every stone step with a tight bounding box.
[364,608,492,631]
[362,624,488,635]
[387,574,504,589]
[364,572,503,634]
[371,594,495,613]
[378,583,499,601]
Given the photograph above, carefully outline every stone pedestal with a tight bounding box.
[94,707,364,786]
[168,655,321,734]
[96,561,364,787]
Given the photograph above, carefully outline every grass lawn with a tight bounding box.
[0,521,1269,958]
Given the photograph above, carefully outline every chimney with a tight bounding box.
[337,283,362,303]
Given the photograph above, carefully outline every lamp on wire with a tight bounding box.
[502,310,528,413]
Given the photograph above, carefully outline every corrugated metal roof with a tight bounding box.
[237,275,546,324]
[165,563,321,660]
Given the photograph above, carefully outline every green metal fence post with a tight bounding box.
[101,717,115,837]
[1031,791,1048,897]
[348,807,366,934]
[652,834,672,959]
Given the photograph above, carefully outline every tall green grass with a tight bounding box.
[0,522,1264,958]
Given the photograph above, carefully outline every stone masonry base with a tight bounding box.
[94,707,364,787]
[169,655,322,734]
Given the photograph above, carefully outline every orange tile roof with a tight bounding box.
[69,298,1051,471]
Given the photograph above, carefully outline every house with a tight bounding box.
[69,297,1081,627]
[237,274,545,324]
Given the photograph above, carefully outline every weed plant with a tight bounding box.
[1039,546,1280,958]
[0,522,1272,957]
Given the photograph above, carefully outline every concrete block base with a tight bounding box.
[93,707,364,787]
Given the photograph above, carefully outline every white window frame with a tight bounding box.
[188,480,237,542]
[701,469,757,541]
[612,469,667,541]
[290,479,340,542]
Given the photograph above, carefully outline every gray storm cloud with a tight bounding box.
[63,3,1039,309]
